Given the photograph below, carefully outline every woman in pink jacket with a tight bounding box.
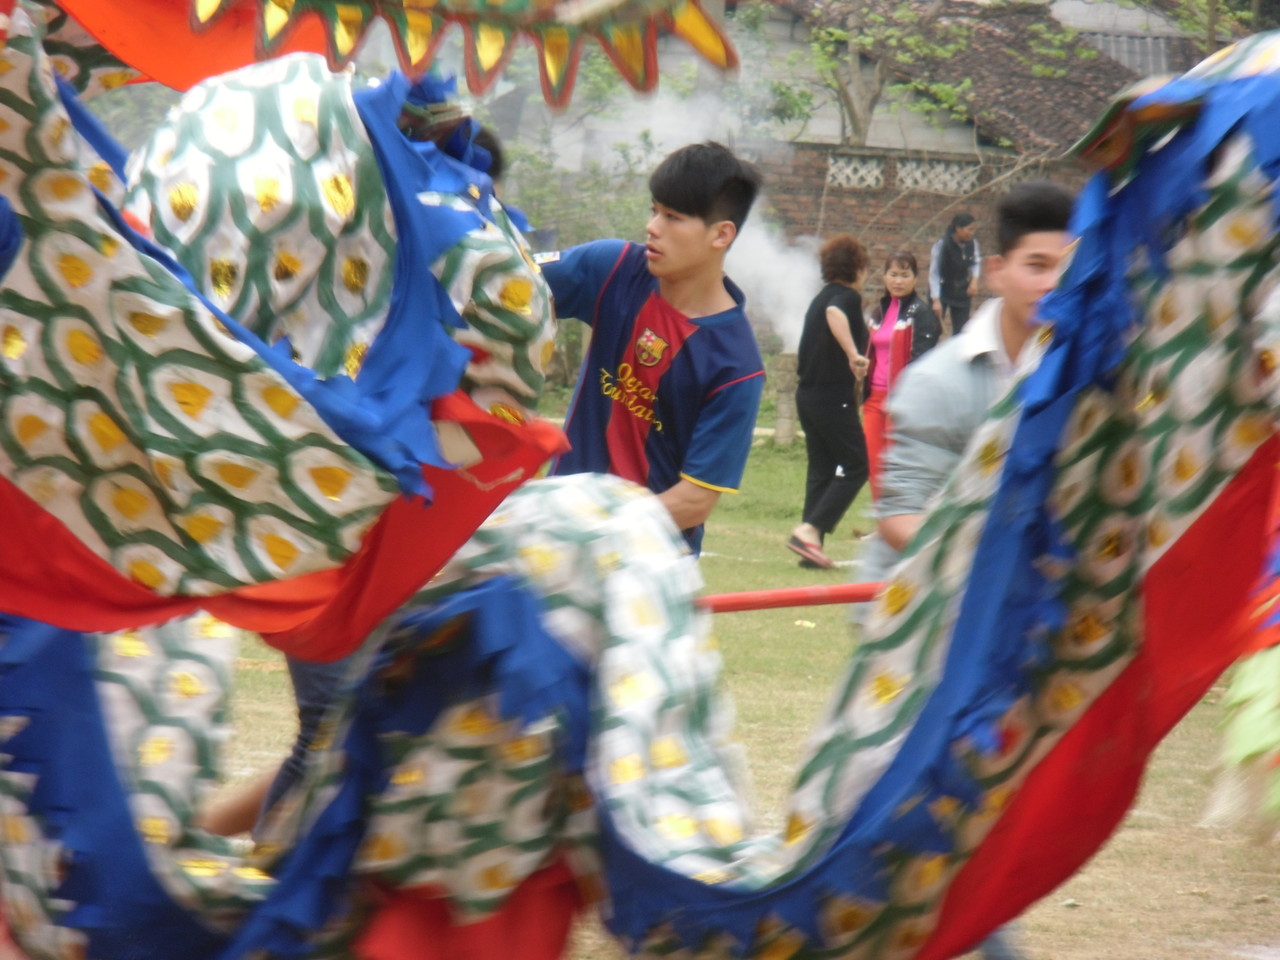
[863,250,942,497]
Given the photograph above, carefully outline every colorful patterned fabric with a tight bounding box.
[594,43,1280,960]
[0,475,694,958]
[0,3,564,657]
[122,57,554,407]
[5,14,1280,960]
[33,1,141,100]
[53,0,738,106]
[0,8,401,599]
[122,54,400,384]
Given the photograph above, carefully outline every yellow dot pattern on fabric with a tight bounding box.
[260,533,300,571]
[57,254,91,288]
[169,183,198,221]
[128,311,167,336]
[255,176,281,213]
[261,384,299,418]
[181,513,224,544]
[322,174,355,220]
[3,325,26,359]
[15,415,46,446]
[170,381,213,419]
[342,256,368,293]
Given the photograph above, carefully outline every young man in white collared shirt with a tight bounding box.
[868,181,1074,559]
[851,179,1074,960]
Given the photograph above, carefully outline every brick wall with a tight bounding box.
[740,140,1089,276]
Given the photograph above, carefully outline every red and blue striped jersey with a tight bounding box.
[541,240,765,552]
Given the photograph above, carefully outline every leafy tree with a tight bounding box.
[770,0,1131,149]
[1172,0,1251,51]
[722,1,820,136]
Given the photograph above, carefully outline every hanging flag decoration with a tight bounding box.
[50,0,739,105]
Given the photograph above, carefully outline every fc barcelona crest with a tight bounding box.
[635,328,669,367]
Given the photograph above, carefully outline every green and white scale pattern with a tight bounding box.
[0,3,399,599]
[4,196,1280,954]
[0,613,267,959]
[0,2,556,599]
[0,474,721,955]
[0,4,399,596]
[2,11,1280,956]
[33,1,144,102]
[292,135,1278,958]
[122,52,555,403]
[660,129,1280,960]
[251,475,717,925]
[121,53,400,383]
[6,161,1280,954]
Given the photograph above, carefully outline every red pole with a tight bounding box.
[697,581,884,614]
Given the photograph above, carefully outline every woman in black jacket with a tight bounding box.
[787,234,871,569]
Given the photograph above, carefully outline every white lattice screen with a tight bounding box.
[826,154,886,189]
[897,159,982,195]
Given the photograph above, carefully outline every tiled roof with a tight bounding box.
[773,0,1146,153]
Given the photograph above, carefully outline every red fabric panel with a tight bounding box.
[863,388,889,501]
[917,436,1277,960]
[0,394,566,660]
[250,403,568,661]
[355,859,582,960]
[0,1,16,46]
[0,472,205,628]
[0,912,29,960]
[54,0,329,90]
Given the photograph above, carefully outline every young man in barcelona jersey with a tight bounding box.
[538,142,766,554]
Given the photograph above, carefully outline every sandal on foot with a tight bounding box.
[786,535,835,569]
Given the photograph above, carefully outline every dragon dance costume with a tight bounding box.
[0,2,1279,959]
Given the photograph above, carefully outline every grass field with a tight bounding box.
[227,438,1280,959]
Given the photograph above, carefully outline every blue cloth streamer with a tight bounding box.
[0,616,229,958]
[55,74,129,181]
[0,195,24,283]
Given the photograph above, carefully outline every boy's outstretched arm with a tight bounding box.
[657,479,721,532]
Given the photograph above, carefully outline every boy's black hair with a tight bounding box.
[996,180,1074,255]
[648,142,763,233]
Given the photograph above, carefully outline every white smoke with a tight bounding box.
[498,44,830,349]
[559,54,829,350]
[569,83,826,352]
[727,215,821,353]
